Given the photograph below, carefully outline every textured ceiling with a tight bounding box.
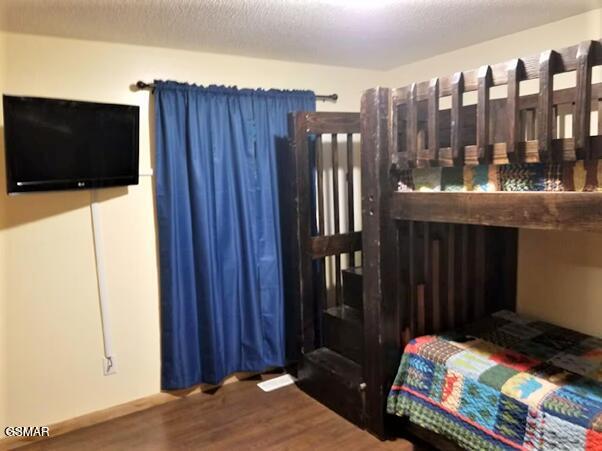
[1,0,601,70]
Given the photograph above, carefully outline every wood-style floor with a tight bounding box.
[21,377,423,450]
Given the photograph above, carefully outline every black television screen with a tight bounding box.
[3,95,139,194]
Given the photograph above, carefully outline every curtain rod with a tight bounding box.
[133,81,338,102]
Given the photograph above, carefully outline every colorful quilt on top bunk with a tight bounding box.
[387,311,602,450]
[396,161,602,192]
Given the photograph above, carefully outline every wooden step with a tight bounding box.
[297,347,365,428]
[342,266,363,311]
[323,305,363,364]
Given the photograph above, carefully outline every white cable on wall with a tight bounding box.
[90,190,115,371]
[89,172,152,374]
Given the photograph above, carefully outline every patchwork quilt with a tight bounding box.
[387,311,602,450]
[397,160,602,193]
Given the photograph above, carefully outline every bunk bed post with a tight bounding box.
[286,112,316,359]
[360,87,401,438]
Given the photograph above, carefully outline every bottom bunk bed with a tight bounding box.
[387,311,602,451]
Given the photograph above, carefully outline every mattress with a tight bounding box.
[387,311,602,450]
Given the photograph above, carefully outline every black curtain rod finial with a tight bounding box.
[319,93,338,102]
[134,81,154,91]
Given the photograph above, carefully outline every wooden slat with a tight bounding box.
[315,134,327,332]
[477,65,493,164]
[474,227,485,319]
[501,228,519,313]
[598,99,602,138]
[316,135,325,235]
[406,83,418,167]
[431,238,441,332]
[574,40,593,159]
[408,221,417,338]
[416,284,426,337]
[427,78,439,166]
[446,224,455,329]
[391,192,602,232]
[304,112,360,134]
[525,109,536,141]
[459,225,469,324]
[506,59,523,163]
[538,50,558,162]
[449,72,464,166]
[308,231,363,259]
[331,133,341,306]
[422,223,432,332]
[346,134,355,267]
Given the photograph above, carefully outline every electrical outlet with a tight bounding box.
[103,356,117,376]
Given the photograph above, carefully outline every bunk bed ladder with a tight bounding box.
[280,111,366,427]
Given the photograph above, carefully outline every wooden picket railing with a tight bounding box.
[393,39,602,168]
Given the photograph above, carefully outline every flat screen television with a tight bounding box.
[3,95,139,194]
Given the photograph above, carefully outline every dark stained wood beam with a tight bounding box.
[361,87,400,439]
[308,231,362,259]
[391,192,602,232]
[304,112,360,134]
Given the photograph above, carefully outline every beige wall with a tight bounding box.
[383,10,602,337]
[2,8,602,432]
[0,32,385,431]
[0,29,6,434]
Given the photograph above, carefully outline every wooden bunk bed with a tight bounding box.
[361,39,602,449]
[281,39,602,451]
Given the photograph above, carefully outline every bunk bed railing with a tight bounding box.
[387,39,602,233]
[393,39,602,168]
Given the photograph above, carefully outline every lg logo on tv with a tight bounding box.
[4,426,49,437]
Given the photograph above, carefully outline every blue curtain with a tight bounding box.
[154,81,315,389]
